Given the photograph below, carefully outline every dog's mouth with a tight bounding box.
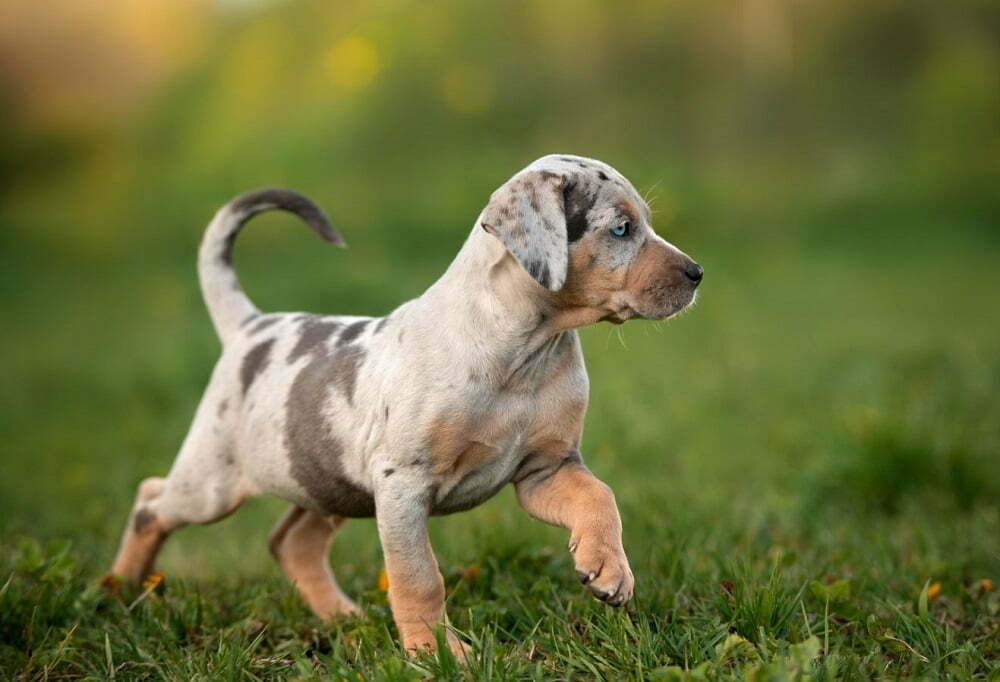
[606,290,697,324]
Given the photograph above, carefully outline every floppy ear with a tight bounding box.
[480,170,571,291]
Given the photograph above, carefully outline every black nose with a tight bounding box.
[684,262,704,284]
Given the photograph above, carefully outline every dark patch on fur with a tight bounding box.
[598,170,609,181]
[384,405,390,420]
[526,260,551,289]
[285,350,376,517]
[249,316,280,335]
[217,399,229,417]
[330,345,367,405]
[338,319,370,346]
[383,468,395,477]
[133,508,155,534]
[219,232,236,265]
[216,189,344,281]
[241,338,275,395]
[528,184,541,213]
[373,316,390,334]
[228,188,344,245]
[564,181,596,243]
[240,313,258,327]
[288,317,341,364]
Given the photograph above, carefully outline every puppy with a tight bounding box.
[109,154,702,656]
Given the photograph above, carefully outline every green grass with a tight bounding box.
[2,207,999,679]
[4,1,999,676]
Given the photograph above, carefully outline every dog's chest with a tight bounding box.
[426,389,537,515]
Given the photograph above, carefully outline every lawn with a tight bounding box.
[1,198,998,679]
[1,2,998,678]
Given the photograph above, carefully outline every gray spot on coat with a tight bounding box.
[373,316,390,334]
[241,338,276,395]
[288,317,341,363]
[564,181,596,243]
[338,319,370,346]
[526,261,551,289]
[249,316,280,335]
[285,350,376,517]
[330,344,367,405]
[133,508,155,534]
[217,399,229,417]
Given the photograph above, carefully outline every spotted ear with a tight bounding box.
[480,170,571,291]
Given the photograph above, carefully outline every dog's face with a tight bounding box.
[481,154,702,325]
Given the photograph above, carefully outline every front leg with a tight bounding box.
[514,450,634,606]
[374,474,469,658]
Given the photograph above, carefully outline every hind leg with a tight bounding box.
[110,476,170,582]
[109,470,248,583]
[109,403,249,584]
[109,466,248,583]
[269,506,360,619]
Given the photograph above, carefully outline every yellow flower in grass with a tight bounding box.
[142,571,166,594]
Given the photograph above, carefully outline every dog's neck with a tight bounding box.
[418,226,571,385]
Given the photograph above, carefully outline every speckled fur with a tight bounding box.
[108,155,703,658]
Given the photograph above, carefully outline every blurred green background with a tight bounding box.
[1,0,998,674]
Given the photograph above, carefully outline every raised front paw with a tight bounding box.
[569,536,635,607]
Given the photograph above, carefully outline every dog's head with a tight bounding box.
[481,154,702,325]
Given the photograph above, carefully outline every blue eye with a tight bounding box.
[611,221,630,237]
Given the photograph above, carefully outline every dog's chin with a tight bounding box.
[600,309,634,325]
[627,291,697,323]
[599,290,697,325]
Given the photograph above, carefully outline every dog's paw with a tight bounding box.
[403,630,471,662]
[569,536,634,607]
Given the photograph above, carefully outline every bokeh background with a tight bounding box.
[1,0,998,676]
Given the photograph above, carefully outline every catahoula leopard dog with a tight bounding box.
[108,154,703,656]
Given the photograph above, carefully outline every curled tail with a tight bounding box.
[198,188,345,344]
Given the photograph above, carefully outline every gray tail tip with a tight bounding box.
[229,187,347,247]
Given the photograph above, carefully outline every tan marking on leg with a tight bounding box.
[269,506,360,619]
[374,487,470,659]
[109,477,170,583]
[385,547,445,650]
[384,547,469,658]
[516,461,634,606]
